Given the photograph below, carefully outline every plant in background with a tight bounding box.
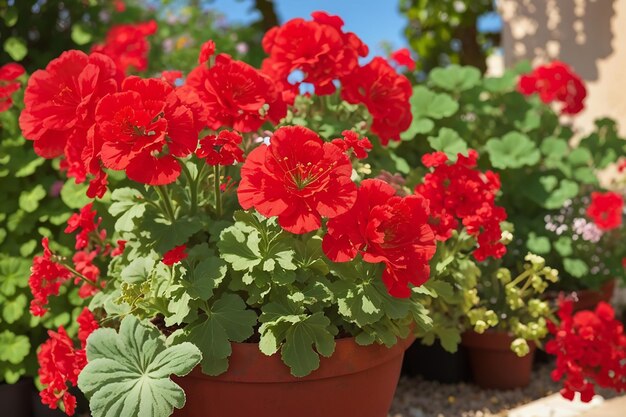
[20,11,513,417]
[374,62,626,292]
[399,0,499,74]
[542,192,625,290]
[468,253,558,356]
[0,63,97,388]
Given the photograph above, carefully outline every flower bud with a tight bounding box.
[511,338,530,357]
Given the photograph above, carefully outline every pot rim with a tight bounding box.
[461,330,537,352]
[186,335,415,384]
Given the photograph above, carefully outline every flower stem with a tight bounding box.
[156,185,176,221]
[60,262,100,288]
[180,162,198,216]
[214,165,222,217]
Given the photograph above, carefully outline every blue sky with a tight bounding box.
[196,0,502,56]
[207,0,410,55]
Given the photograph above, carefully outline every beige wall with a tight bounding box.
[500,0,626,134]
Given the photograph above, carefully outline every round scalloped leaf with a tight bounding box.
[429,65,481,92]
[78,316,202,417]
[485,132,541,169]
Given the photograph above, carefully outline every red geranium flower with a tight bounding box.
[162,244,188,265]
[323,179,436,297]
[76,308,99,348]
[65,203,103,250]
[586,191,624,231]
[91,20,157,74]
[186,53,286,132]
[518,61,587,115]
[198,40,216,64]
[37,327,87,416]
[94,76,202,185]
[415,150,507,261]
[238,126,357,234]
[331,130,373,159]
[0,62,25,112]
[72,250,102,299]
[390,48,416,71]
[341,57,413,145]
[547,299,626,402]
[160,70,183,86]
[197,130,244,166]
[261,11,368,96]
[19,50,119,187]
[29,238,72,317]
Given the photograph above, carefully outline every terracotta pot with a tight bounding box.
[571,279,616,312]
[0,378,33,417]
[462,331,536,390]
[173,336,414,417]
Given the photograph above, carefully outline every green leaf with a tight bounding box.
[526,232,551,254]
[14,156,45,178]
[485,132,540,169]
[145,216,204,253]
[554,237,573,257]
[109,188,146,233]
[427,128,468,161]
[410,86,459,119]
[281,312,336,377]
[429,65,481,92]
[218,223,262,271]
[3,294,27,324]
[483,72,516,93]
[60,180,92,209]
[177,294,256,376]
[436,327,462,353]
[3,37,27,61]
[0,331,30,364]
[71,23,92,45]
[18,185,46,213]
[184,256,227,299]
[563,258,589,279]
[0,257,30,297]
[524,176,580,209]
[120,257,156,284]
[78,316,201,417]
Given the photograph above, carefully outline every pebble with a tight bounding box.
[387,364,617,417]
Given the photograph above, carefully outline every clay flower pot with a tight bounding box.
[173,336,414,417]
[462,331,536,390]
[571,279,616,312]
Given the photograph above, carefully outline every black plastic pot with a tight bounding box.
[402,340,471,383]
[0,378,34,417]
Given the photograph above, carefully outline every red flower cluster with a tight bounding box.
[547,300,626,402]
[238,126,357,234]
[162,244,188,265]
[390,48,416,71]
[331,130,373,159]
[19,50,119,195]
[29,238,72,316]
[415,151,507,261]
[187,53,286,132]
[586,191,624,231]
[94,76,203,185]
[518,61,587,115]
[91,20,157,74]
[341,57,413,145]
[197,130,244,166]
[0,62,25,112]
[198,40,216,64]
[323,179,436,297]
[261,11,368,95]
[38,310,98,416]
[65,203,104,250]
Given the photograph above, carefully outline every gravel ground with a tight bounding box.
[388,364,616,417]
